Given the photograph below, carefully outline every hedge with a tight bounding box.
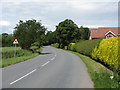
[74,39,102,56]
[68,43,76,51]
[51,43,59,48]
[91,37,120,70]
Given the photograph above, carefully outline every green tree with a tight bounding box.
[55,19,81,48]
[45,31,58,45]
[13,19,46,50]
[2,33,14,47]
[80,26,90,40]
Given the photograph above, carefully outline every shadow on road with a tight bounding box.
[40,52,52,55]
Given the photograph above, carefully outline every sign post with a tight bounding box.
[12,39,20,58]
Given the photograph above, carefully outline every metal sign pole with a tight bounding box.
[14,44,16,58]
[13,39,20,63]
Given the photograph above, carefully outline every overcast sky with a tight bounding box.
[0,0,119,34]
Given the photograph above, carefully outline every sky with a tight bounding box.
[0,0,119,34]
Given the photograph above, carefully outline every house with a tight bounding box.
[89,27,120,40]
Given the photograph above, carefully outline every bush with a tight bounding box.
[2,47,32,59]
[74,39,102,56]
[68,43,76,51]
[91,37,120,71]
[51,43,59,48]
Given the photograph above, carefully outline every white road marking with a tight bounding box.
[42,61,50,67]
[10,52,57,85]
[51,57,55,60]
[54,53,57,57]
[10,69,37,85]
[51,52,57,61]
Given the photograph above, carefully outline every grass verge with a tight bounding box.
[68,50,119,88]
[1,47,41,68]
[1,53,38,68]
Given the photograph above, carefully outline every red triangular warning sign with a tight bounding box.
[12,39,20,44]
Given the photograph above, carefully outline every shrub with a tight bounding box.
[68,43,76,51]
[30,46,39,53]
[91,37,120,70]
[2,47,32,59]
[74,39,102,56]
[51,43,59,48]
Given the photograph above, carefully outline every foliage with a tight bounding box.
[55,19,81,48]
[44,31,58,45]
[2,33,14,47]
[68,43,76,51]
[79,26,90,40]
[37,34,46,47]
[13,19,46,50]
[51,43,59,48]
[30,42,42,54]
[74,39,102,56]
[91,37,120,71]
[2,47,32,59]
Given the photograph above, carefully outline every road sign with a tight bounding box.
[12,39,20,44]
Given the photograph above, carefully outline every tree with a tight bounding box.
[44,31,58,45]
[13,19,46,50]
[2,33,14,47]
[79,26,90,40]
[55,19,81,48]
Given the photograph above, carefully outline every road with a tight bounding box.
[2,46,93,88]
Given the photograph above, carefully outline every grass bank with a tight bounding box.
[68,51,119,88]
[1,47,41,67]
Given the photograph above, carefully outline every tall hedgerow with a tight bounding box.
[74,39,102,56]
[91,37,120,70]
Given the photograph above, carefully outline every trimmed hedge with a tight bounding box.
[91,37,120,70]
[74,39,102,56]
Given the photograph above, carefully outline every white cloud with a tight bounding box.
[1,0,119,3]
[82,25,105,28]
[68,2,98,10]
[0,21,11,26]
[1,1,118,33]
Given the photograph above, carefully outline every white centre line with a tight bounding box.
[10,52,57,85]
[41,61,50,67]
[51,57,55,60]
[51,52,57,61]
[10,69,37,85]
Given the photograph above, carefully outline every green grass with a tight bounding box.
[68,51,119,88]
[1,53,38,67]
[2,47,21,52]
[1,47,40,67]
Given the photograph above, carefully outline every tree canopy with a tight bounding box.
[13,19,46,49]
[55,19,81,48]
[80,26,90,40]
[2,33,14,47]
[2,19,90,49]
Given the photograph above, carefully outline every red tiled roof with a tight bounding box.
[89,27,120,39]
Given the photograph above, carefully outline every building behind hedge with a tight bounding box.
[89,27,120,40]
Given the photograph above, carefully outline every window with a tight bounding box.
[106,34,114,38]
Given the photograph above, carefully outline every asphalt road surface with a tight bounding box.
[2,46,94,88]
